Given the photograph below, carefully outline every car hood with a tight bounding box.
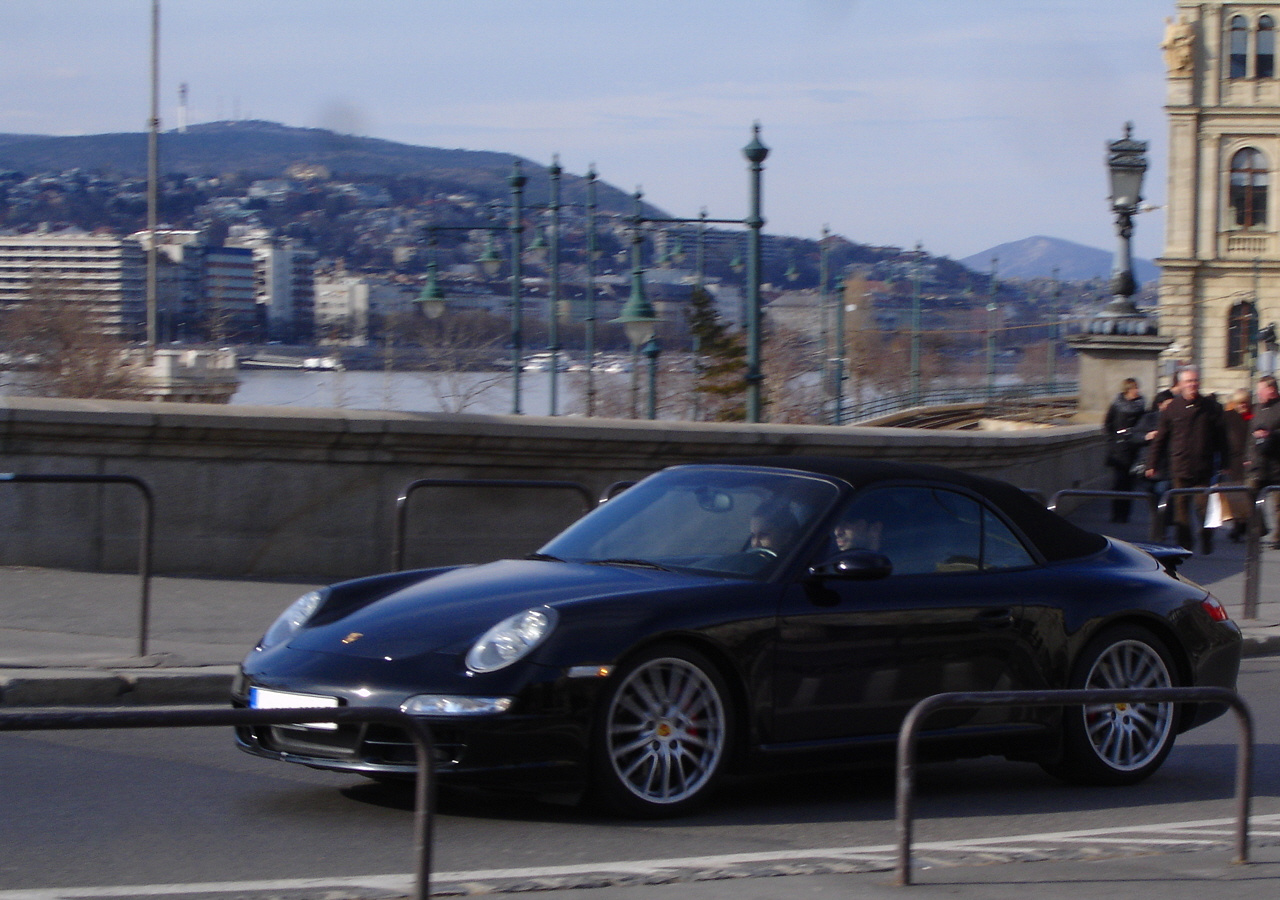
[285,558,703,661]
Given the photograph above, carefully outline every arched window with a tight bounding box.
[1260,16,1276,78]
[1230,147,1269,228]
[1231,15,1250,77]
[1228,300,1258,368]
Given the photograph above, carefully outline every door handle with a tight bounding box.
[975,608,1014,629]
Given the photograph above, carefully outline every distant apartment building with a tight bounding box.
[225,226,316,343]
[132,230,258,342]
[0,232,146,339]
[313,274,418,345]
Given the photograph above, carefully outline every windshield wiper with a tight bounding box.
[525,552,566,562]
[589,557,673,572]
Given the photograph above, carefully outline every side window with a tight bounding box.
[833,487,978,576]
[1230,15,1249,79]
[832,487,1034,575]
[1260,16,1276,78]
[982,508,1036,571]
[1230,147,1269,228]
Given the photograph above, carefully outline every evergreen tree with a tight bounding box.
[686,285,748,421]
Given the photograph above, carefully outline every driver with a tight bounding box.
[748,504,799,555]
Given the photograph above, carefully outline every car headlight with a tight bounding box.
[465,607,557,673]
[258,590,323,650]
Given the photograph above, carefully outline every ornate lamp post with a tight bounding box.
[584,165,599,416]
[985,257,998,400]
[1098,122,1151,328]
[642,335,661,419]
[742,123,769,423]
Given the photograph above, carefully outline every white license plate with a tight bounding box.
[249,686,339,730]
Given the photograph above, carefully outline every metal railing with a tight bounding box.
[0,705,436,900]
[1048,489,1161,542]
[894,686,1253,886]
[0,473,155,657]
[392,478,595,571]
[842,380,1078,424]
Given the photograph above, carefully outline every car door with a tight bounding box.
[770,484,1041,744]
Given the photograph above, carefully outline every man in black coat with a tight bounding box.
[1146,367,1227,553]
[1250,375,1280,546]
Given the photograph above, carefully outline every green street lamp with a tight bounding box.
[910,242,924,405]
[584,164,599,416]
[985,256,998,400]
[642,335,661,419]
[611,189,660,418]
[547,155,562,416]
[742,123,769,423]
[417,258,446,320]
[509,161,527,415]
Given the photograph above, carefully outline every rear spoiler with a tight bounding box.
[1131,541,1193,576]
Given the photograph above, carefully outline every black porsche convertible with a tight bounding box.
[233,457,1242,816]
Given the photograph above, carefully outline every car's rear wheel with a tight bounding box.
[590,644,732,817]
[1044,624,1178,785]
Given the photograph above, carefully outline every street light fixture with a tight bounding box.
[986,256,998,400]
[508,161,527,414]
[642,335,661,420]
[910,241,923,406]
[1102,122,1148,320]
[611,189,661,417]
[742,123,769,423]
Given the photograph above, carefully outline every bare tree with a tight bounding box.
[0,276,140,400]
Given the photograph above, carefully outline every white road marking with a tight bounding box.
[2,813,1276,898]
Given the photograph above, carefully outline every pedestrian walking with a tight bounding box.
[1222,388,1254,542]
[1103,377,1147,523]
[1250,374,1280,546]
[1146,367,1227,553]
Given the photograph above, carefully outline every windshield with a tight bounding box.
[541,466,841,579]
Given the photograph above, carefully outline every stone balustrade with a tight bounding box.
[0,396,1106,581]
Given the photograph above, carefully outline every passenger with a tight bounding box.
[833,516,882,553]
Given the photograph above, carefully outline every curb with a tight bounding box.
[0,666,236,707]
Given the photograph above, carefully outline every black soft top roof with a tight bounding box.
[712,456,1107,563]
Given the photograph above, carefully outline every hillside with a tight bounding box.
[0,120,635,213]
[961,235,1159,284]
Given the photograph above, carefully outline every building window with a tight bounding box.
[1230,147,1269,228]
[1228,300,1258,368]
[1261,16,1276,78]
[1231,15,1250,78]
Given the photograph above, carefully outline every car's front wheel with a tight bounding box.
[1044,625,1179,785]
[590,644,732,817]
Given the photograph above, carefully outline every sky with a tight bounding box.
[1,0,1179,264]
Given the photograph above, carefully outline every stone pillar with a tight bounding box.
[1069,330,1171,424]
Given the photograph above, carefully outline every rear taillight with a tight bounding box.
[1201,596,1230,622]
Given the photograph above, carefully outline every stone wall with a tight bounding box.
[0,396,1107,581]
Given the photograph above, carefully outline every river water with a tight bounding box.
[232,367,625,417]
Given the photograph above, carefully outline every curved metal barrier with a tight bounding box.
[895,686,1253,886]
[1048,489,1160,541]
[0,705,436,900]
[0,473,155,657]
[392,478,595,571]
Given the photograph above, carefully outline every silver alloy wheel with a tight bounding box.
[1081,638,1174,772]
[605,656,727,806]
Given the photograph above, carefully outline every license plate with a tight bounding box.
[249,686,339,730]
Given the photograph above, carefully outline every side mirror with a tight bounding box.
[808,549,893,581]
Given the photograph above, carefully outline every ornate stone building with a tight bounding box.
[1160,2,1280,395]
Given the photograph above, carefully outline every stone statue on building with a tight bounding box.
[1162,16,1195,76]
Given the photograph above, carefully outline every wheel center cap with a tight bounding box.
[655,722,673,739]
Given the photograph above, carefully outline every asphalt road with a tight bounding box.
[2,656,1277,898]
